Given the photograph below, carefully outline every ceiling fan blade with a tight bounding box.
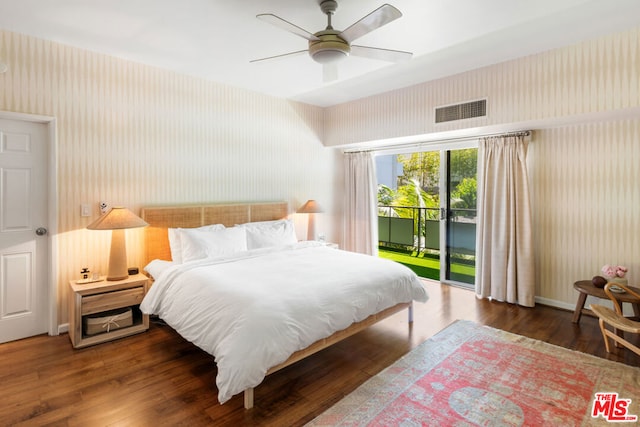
[350,45,412,62]
[323,63,338,83]
[250,50,308,63]
[339,4,402,43]
[256,14,319,41]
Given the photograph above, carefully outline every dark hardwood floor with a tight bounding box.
[2,280,639,426]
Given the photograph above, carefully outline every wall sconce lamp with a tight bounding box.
[297,199,323,241]
[87,206,148,281]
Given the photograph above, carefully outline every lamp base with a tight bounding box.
[307,213,317,241]
[106,274,129,281]
[106,229,129,281]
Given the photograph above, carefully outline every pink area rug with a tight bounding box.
[307,320,640,426]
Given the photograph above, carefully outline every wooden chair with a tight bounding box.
[590,282,640,357]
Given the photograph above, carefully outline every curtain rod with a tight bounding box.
[343,130,532,154]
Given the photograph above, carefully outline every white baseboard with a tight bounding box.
[58,323,69,334]
[536,294,634,317]
[534,296,574,311]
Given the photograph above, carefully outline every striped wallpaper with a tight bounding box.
[0,30,340,325]
[530,121,640,308]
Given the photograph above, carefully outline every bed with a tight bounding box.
[139,202,428,409]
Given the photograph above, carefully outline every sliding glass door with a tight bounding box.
[376,143,477,287]
[441,148,477,287]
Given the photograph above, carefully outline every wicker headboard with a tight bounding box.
[140,202,288,265]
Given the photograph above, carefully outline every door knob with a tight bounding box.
[35,227,48,236]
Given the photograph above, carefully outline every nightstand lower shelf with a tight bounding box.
[75,321,148,348]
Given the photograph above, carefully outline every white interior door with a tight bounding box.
[0,118,49,343]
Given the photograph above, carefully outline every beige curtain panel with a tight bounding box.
[475,134,535,307]
[344,151,378,255]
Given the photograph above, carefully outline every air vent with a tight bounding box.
[435,99,486,123]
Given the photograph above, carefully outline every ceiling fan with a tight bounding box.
[251,0,412,81]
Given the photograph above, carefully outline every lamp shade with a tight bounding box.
[87,207,148,281]
[297,199,323,214]
[87,206,149,230]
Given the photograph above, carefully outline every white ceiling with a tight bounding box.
[0,0,639,107]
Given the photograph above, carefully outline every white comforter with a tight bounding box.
[140,242,428,404]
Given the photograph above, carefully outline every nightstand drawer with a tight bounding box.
[81,287,145,315]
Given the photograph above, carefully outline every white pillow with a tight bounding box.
[144,259,175,280]
[180,226,248,262]
[238,219,297,250]
[168,224,225,263]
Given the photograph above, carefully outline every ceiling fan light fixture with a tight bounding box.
[308,33,351,64]
[309,46,349,64]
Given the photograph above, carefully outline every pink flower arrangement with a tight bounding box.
[601,264,628,279]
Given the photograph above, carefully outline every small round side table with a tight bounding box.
[572,280,640,324]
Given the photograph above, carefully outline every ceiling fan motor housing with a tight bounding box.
[308,30,350,64]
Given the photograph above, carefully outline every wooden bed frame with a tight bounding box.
[140,202,413,409]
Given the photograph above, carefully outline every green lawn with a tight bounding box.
[378,247,475,284]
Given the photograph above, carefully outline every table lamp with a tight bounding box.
[297,199,323,241]
[87,206,148,281]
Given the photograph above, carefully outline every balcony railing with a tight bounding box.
[378,205,477,255]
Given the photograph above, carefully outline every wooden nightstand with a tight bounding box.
[68,273,150,348]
